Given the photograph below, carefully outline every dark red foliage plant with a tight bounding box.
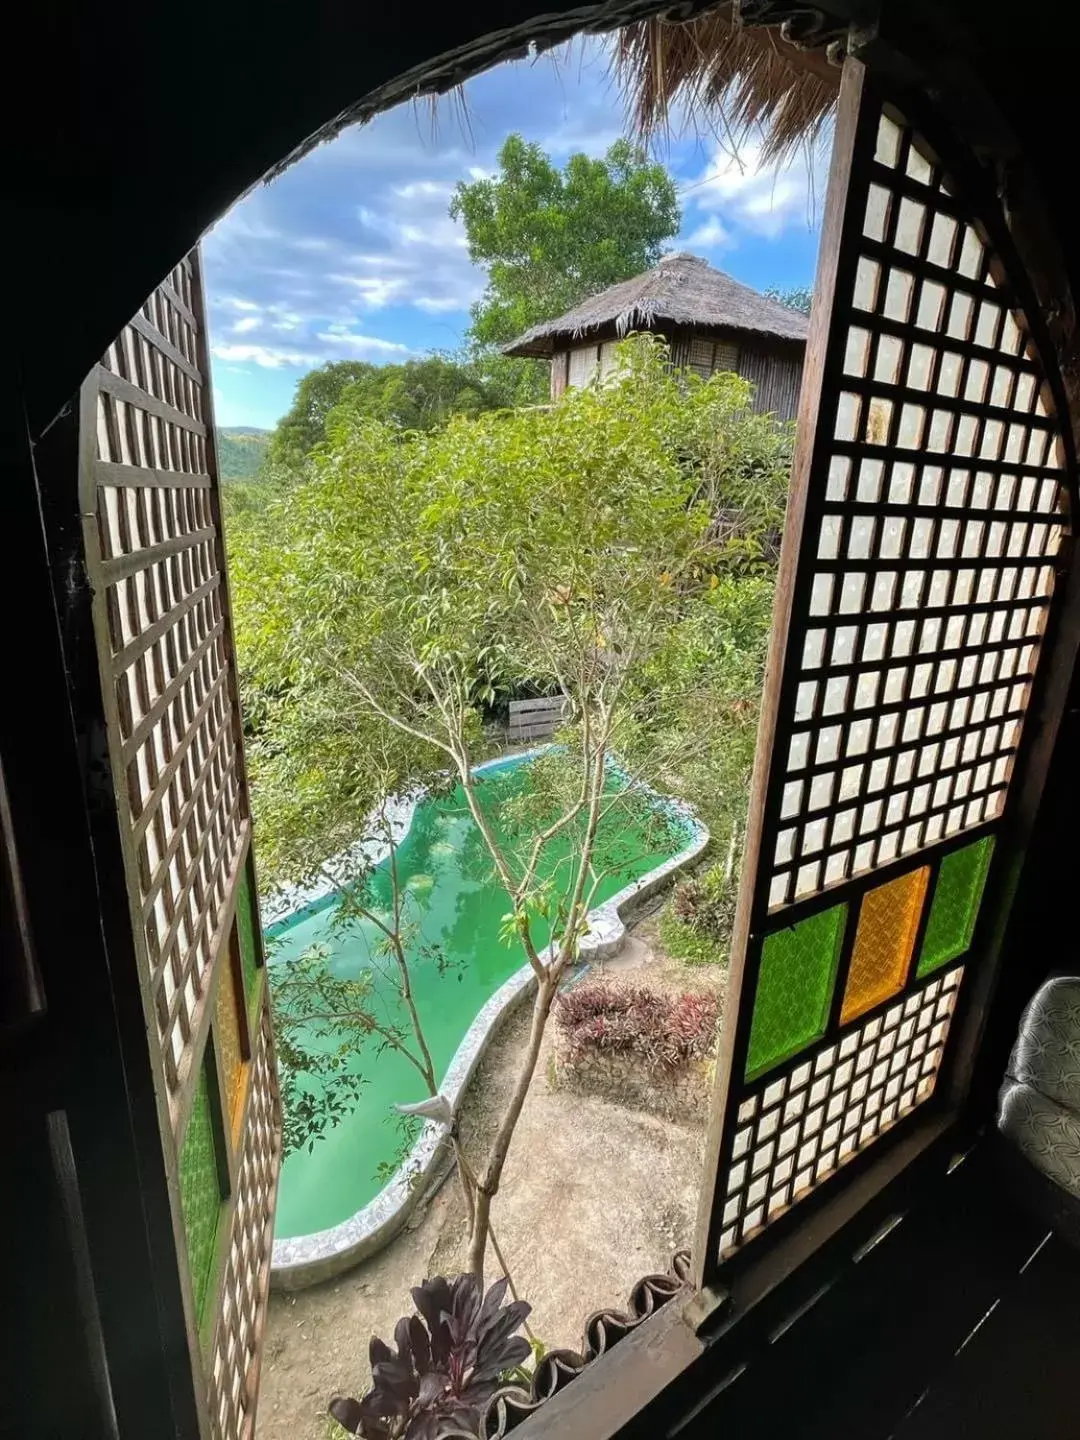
[555,982,718,1074]
[328,1274,531,1439]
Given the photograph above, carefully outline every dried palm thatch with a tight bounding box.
[615,6,841,162]
[505,252,808,357]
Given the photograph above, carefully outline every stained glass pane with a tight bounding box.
[918,836,995,975]
[215,952,247,1140]
[842,867,930,1023]
[746,905,847,1080]
[720,966,964,1257]
[179,1064,224,1324]
[235,861,261,1012]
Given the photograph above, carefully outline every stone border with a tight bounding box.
[269,753,708,1290]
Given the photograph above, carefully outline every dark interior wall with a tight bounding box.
[968,642,1080,1114]
[11,0,1080,437]
[12,0,681,440]
[5,5,1080,1436]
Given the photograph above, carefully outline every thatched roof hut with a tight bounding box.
[505,252,809,418]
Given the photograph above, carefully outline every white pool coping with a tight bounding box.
[269,752,708,1290]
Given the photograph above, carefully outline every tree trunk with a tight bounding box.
[465,976,555,1280]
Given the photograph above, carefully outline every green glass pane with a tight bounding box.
[179,1065,223,1325]
[917,836,994,976]
[746,904,847,1080]
[235,858,261,1011]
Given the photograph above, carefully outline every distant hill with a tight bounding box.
[219,428,270,480]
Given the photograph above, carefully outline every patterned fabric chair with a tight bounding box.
[997,975,1080,1246]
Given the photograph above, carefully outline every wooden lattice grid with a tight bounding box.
[719,965,964,1257]
[84,253,251,1098]
[698,66,1076,1278]
[208,1009,281,1440]
[81,248,280,1437]
[769,109,1067,914]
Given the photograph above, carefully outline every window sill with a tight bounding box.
[512,1110,960,1440]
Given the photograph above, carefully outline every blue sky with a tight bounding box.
[203,39,830,430]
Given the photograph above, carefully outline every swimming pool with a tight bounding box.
[268,752,696,1245]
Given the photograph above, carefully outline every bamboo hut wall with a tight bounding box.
[736,342,803,420]
[551,327,804,420]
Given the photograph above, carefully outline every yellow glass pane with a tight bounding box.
[214,949,247,1139]
[842,867,930,1024]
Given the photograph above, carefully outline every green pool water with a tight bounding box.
[269,753,689,1239]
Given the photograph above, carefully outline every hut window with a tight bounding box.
[599,341,621,379]
[567,344,599,389]
[687,336,740,378]
[714,340,739,372]
[688,336,715,376]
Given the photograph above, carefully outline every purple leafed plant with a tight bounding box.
[556,982,718,1074]
[329,1274,532,1439]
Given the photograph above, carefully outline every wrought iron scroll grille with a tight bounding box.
[700,66,1075,1273]
[80,249,281,1439]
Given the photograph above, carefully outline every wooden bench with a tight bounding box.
[508,696,567,744]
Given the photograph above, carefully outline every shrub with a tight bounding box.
[328,1274,531,1439]
[671,866,736,941]
[660,858,739,968]
[657,908,725,967]
[555,983,717,1074]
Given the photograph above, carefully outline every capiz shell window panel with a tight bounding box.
[80,250,282,1438]
[699,63,1074,1276]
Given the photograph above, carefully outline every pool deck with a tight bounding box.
[269,752,708,1290]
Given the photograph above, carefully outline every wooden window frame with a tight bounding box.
[77,250,282,1440]
[694,53,1078,1294]
[511,56,1080,1438]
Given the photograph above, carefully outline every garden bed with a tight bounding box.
[551,982,719,1124]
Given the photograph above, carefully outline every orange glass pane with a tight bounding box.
[215,948,248,1139]
[842,866,930,1024]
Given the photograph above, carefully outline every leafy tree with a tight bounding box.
[764,284,813,316]
[263,356,521,475]
[337,355,512,431]
[232,336,787,1279]
[265,360,377,470]
[218,428,269,480]
[459,345,550,411]
[268,795,442,1162]
[451,135,681,346]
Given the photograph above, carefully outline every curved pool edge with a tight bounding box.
[269,770,709,1292]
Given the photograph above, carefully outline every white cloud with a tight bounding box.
[683,135,830,241]
[330,273,409,309]
[232,316,261,333]
[399,219,467,249]
[683,216,732,250]
[414,295,469,314]
[315,328,413,357]
[212,342,316,368]
[392,179,455,202]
